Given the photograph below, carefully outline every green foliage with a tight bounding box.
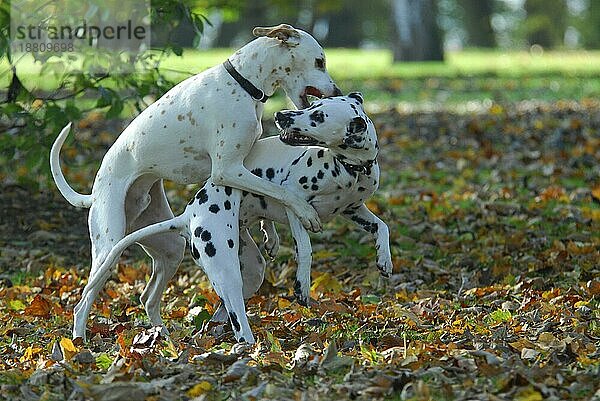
[523,0,567,48]
[486,309,512,324]
[0,0,208,189]
[95,353,114,370]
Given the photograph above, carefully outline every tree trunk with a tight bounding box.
[524,0,566,48]
[458,0,496,48]
[580,1,600,49]
[391,0,444,62]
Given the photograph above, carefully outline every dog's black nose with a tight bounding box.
[275,111,284,121]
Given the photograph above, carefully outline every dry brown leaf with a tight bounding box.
[24,294,52,318]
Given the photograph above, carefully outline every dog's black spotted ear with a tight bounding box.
[253,24,300,45]
[348,92,363,104]
[348,116,367,133]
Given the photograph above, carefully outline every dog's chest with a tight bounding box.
[311,164,379,218]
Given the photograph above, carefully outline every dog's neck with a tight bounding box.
[332,127,379,173]
[331,139,378,176]
[228,37,289,98]
[335,156,375,175]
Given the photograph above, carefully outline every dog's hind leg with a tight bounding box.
[190,186,254,343]
[211,227,266,323]
[133,180,186,330]
[73,183,130,340]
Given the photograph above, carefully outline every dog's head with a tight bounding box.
[253,24,342,109]
[275,92,377,163]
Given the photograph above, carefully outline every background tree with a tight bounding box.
[390,0,444,61]
[523,0,567,48]
[457,0,496,47]
[578,0,600,49]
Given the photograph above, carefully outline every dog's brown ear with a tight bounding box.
[252,24,300,43]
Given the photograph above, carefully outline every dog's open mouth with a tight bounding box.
[279,130,319,146]
[300,86,325,108]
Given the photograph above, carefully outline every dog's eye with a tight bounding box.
[314,58,325,71]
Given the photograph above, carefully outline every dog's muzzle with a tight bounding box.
[279,131,319,146]
[275,112,319,146]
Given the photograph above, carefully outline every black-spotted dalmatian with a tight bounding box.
[80,93,392,344]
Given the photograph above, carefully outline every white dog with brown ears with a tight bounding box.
[50,24,342,340]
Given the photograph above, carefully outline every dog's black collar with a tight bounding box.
[335,157,376,175]
[223,59,269,103]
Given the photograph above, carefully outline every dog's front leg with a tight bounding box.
[285,209,312,306]
[342,204,393,277]
[212,162,322,233]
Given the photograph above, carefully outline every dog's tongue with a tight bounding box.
[305,86,323,98]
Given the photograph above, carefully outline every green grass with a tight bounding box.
[4,48,600,88]
[3,48,600,115]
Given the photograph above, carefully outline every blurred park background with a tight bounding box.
[0,2,599,399]
[1,0,600,188]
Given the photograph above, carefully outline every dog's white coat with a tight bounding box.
[81,95,393,344]
[50,25,340,340]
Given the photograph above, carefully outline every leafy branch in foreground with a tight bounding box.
[0,0,208,189]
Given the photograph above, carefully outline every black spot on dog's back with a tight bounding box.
[209,204,220,214]
[201,230,212,242]
[205,242,216,257]
[227,239,234,248]
[224,200,231,210]
[194,226,203,237]
[266,168,275,180]
[195,189,208,204]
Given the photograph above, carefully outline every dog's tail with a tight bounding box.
[84,216,186,295]
[50,123,93,208]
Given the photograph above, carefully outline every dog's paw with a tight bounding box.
[377,258,393,278]
[292,201,322,232]
[231,341,253,354]
[294,279,310,307]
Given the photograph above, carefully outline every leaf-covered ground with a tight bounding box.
[1,99,599,401]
